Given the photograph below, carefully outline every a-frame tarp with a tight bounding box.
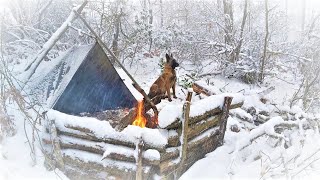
[46,43,137,114]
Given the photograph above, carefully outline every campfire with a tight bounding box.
[131,100,159,128]
[132,101,147,128]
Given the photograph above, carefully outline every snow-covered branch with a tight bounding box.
[24,0,88,81]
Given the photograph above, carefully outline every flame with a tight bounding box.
[132,101,147,128]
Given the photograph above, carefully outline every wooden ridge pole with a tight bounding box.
[73,10,158,120]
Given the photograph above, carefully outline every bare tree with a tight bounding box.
[232,0,249,63]
[301,0,306,32]
[112,9,121,64]
[259,0,269,82]
[223,0,234,46]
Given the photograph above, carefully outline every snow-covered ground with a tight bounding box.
[1,50,319,180]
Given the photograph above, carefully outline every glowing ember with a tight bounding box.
[132,101,147,128]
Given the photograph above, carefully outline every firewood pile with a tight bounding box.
[42,93,244,180]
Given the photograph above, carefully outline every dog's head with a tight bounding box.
[165,53,179,69]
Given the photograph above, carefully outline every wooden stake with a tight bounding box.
[73,10,159,121]
[51,121,65,169]
[136,138,144,180]
[179,91,193,175]
[217,96,233,146]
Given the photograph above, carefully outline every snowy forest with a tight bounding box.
[0,0,320,179]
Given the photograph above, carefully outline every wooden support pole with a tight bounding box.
[179,91,193,176]
[136,138,144,180]
[73,10,159,121]
[217,96,233,146]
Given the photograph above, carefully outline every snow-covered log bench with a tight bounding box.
[42,93,244,179]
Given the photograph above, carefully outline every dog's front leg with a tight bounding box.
[166,85,172,102]
[172,82,177,99]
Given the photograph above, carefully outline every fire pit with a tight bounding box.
[42,93,244,179]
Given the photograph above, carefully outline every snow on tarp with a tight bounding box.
[47,110,168,148]
[158,93,244,128]
[30,44,93,106]
[116,69,143,101]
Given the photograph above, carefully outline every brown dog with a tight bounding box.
[148,53,179,102]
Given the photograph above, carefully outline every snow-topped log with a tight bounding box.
[46,110,168,152]
[159,93,244,129]
[159,127,220,174]
[165,115,221,147]
[42,136,160,166]
[61,149,153,180]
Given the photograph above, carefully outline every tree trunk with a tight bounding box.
[259,0,269,82]
[217,0,222,9]
[160,0,163,28]
[37,0,54,29]
[223,0,234,45]
[148,0,153,52]
[233,0,248,63]
[301,0,306,32]
[112,10,121,64]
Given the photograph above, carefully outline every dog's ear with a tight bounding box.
[166,53,170,62]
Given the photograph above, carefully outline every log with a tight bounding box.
[114,108,136,131]
[184,129,220,172]
[165,101,243,129]
[192,82,215,96]
[62,152,152,180]
[55,127,166,152]
[159,158,180,175]
[165,115,220,147]
[160,148,179,162]
[159,128,220,175]
[188,115,220,141]
[167,130,180,147]
[43,137,160,166]
[217,96,233,146]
